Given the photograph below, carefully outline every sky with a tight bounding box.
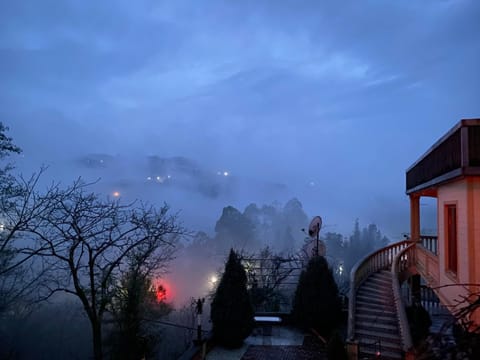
[1,0,479,239]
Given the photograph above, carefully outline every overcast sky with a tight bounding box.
[1,0,479,238]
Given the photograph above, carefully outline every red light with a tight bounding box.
[155,279,174,302]
[156,284,167,302]
[376,351,381,357]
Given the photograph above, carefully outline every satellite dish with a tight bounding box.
[308,216,322,239]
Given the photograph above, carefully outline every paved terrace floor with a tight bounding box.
[206,326,326,360]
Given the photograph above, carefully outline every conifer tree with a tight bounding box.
[210,249,254,347]
[292,256,342,337]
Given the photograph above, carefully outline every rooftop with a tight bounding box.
[406,119,480,195]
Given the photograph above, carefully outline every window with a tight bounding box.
[446,204,457,274]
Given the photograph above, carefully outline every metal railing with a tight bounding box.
[347,240,411,341]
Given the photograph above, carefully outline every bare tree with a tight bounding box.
[21,180,184,360]
[418,284,480,359]
[0,123,50,314]
[241,246,301,311]
[437,287,480,359]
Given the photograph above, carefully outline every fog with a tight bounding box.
[10,122,413,240]
[1,0,479,358]
[4,0,480,242]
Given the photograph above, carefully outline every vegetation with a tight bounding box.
[0,121,184,359]
[344,220,389,276]
[215,199,309,253]
[210,249,254,348]
[215,206,256,251]
[0,123,46,318]
[327,331,348,360]
[292,256,342,337]
[1,122,395,358]
[107,267,172,359]
[422,288,480,359]
[406,302,431,345]
[27,184,183,360]
[243,246,300,312]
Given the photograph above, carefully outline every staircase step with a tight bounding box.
[372,270,392,278]
[356,313,398,325]
[355,294,395,306]
[369,270,391,278]
[356,301,395,313]
[356,294,394,306]
[358,336,403,351]
[353,269,405,359]
[356,321,399,334]
[356,329,402,343]
[363,282,392,293]
[358,284,393,296]
[356,308,397,319]
[365,277,392,287]
[357,291,393,304]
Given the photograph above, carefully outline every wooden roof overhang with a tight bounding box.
[406,119,480,195]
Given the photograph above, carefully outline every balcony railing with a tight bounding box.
[418,235,438,255]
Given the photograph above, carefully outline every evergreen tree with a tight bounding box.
[345,220,390,275]
[0,122,21,160]
[215,206,255,250]
[210,249,254,348]
[292,256,342,337]
[281,198,308,250]
[324,232,345,263]
[0,122,21,196]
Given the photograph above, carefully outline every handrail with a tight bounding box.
[391,243,415,355]
[418,235,438,255]
[347,240,411,341]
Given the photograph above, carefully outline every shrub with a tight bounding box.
[327,331,348,360]
[406,302,431,345]
[292,256,342,337]
[210,249,254,348]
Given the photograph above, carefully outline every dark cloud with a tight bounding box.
[1,0,479,237]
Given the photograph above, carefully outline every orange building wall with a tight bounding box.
[469,177,480,325]
[436,177,480,324]
[469,178,480,289]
